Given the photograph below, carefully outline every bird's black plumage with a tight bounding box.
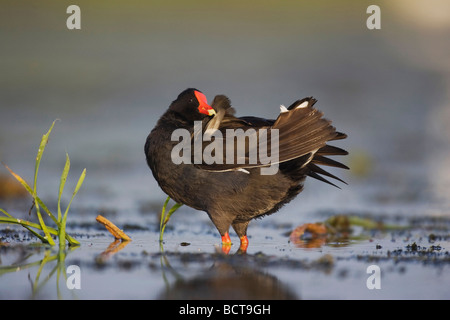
[145,88,348,251]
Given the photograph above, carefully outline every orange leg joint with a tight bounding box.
[239,235,249,252]
[221,232,232,245]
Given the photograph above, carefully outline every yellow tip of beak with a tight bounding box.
[208,109,216,116]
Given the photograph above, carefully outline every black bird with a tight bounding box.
[145,88,348,252]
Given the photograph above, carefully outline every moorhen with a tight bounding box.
[145,88,348,252]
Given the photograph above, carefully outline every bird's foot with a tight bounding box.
[220,233,249,254]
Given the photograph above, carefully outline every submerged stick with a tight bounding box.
[96,215,131,241]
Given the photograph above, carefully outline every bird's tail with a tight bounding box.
[272,97,349,187]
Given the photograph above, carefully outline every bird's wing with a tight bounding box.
[191,96,347,183]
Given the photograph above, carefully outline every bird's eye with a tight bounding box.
[189,98,194,103]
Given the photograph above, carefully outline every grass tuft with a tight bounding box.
[159,196,182,246]
[0,120,85,247]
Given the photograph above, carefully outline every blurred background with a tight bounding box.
[1,0,449,219]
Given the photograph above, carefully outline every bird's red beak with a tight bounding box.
[195,90,216,116]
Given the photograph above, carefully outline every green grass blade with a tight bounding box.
[1,208,79,246]
[34,120,56,194]
[3,164,55,245]
[23,225,48,242]
[60,168,86,248]
[0,208,13,218]
[159,197,182,243]
[0,213,56,242]
[0,214,52,232]
[62,168,86,222]
[159,196,171,234]
[35,201,55,246]
[58,153,70,222]
[73,168,86,196]
[3,163,33,195]
[5,167,55,245]
[3,122,57,245]
[0,120,81,247]
[3,163,59,226]
[32,120,56,243]
[0,210,46,241]
[35,196,59,226]
[64,233,80,246]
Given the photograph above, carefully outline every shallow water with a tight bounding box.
[1,1,450,300]
[1,211,450,299]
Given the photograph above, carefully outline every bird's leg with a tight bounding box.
[232,220,250,253]
[221,232,232,254]
[239,235,249,253]
[209,212,233,253]
[221,231,231,245]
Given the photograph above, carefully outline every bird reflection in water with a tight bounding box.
[158,250,298,300]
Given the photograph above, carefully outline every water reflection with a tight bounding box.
[158,250,298,300]
[0,244,79,299]
[95,239,131,264]
[289,214,397,249]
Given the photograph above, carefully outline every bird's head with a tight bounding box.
[169,88,216,120]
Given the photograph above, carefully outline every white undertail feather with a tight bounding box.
[296,101,309,109]
[279,105,288,113]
